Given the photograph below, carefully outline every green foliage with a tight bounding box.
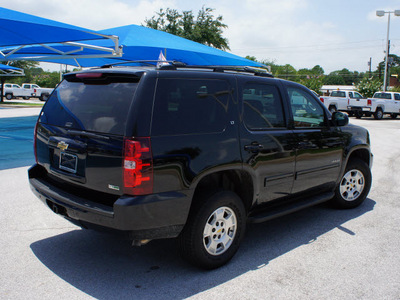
[144,7,230,50]
[3,60,60,87]
[356,77,382,97]
[33,72,60,88]
[300,76,324,93]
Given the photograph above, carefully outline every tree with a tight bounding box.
[356,77,382,98]
[144,7,230,50]
[300,76,324,93]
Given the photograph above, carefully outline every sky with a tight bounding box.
[1,0,400,74]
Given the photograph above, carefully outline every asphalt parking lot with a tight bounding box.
[0,107,399,299]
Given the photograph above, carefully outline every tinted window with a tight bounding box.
[354,92,362,99]
[330,91,346,97]
[40,79,137,135]
[395,94,400,100]
[287,87,325,128]
[373,93,391,99]
[349,92,353,98]
[151,78,230,136]
[242,83,285,130]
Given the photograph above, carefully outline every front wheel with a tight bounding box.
[23,96,30,100]
[5,93,12,100]
[390,113,398,119]
[374,108,383,120]
[331,158,371,209]
[329,106,337,114]
[178,191,246,269]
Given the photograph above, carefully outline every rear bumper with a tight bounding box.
[28,165,191,239]
[347,106,371,112]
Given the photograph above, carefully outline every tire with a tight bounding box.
[329,106,337,114]
[355,110,363,119]
[40,94,49,101]
[178,190,246,269]
[5,93,12,100]
[331,158,371,209]
[390,113,398,119]
[374,108,383,120]
[23,96,30,100]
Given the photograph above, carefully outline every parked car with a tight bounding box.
[320,90,364,115]
[29,63,373,269]
[347,91,400,119]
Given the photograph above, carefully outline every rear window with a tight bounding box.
[330,91,346,97]
[373,93,391,99]
[40,76,138,135]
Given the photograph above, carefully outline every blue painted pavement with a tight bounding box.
[0,115,38,170]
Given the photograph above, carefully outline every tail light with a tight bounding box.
[34,88,37,93]
[33,122,38,163]
[367,99,372,106]
[320,97,324,103]
[123,137,153,196]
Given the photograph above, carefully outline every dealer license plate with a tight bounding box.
[59,152,78,173]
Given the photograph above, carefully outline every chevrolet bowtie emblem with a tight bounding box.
[57,141,69,151]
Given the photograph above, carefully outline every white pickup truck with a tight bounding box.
[4,83,53,101]
[319,90,364,114]
[4,83,34,100]
[347,91,400,119]
[21,83,53,101]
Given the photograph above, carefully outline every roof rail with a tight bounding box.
[100,60,186,68]
[100,60,273,77]
[158,64,273,77]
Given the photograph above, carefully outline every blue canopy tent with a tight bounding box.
[0,7,122,63]
[0,24,264,68]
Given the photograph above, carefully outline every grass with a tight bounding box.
[0,101,44,106]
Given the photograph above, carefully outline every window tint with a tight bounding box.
[40,80,137,135]
[287,87,325,128]
[331,91,346,97]
[242,83,285,130]
[395,94,400,100]
[374,93,391,99]
[151,78,230,136]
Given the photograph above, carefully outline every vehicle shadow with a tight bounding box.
[30,198,375,299]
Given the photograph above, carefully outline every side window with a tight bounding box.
[349,92,353,98]
[242,83,285,130]
[354,92,362,99]
[152,78,230,136]
[287,87,325,128]
[395,94,400,100]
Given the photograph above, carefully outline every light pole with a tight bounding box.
[376,10,400,91]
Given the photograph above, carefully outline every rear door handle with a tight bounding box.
[244,143,263,152]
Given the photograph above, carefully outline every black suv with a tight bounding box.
[29,64,373,269]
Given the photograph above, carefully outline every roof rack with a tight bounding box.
[100,60,185,68]
[158,64,273,77]
[100,60,273,77]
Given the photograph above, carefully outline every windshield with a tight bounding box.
[40,78,138,135]
[373,93,391,99]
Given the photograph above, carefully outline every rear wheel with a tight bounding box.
[178,191,246,269]
[390,113,398,119]
[23,96,30,100]
[355,110,363,119]
[329,106,337,114]
[5,93,12,100]
[374,108,383,120]
[331,158,371,209]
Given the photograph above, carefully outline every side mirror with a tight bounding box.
[332,111,349,126]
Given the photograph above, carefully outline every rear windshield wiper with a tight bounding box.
[67,130,110,140]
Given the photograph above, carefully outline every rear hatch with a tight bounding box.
[36,71,140,198]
